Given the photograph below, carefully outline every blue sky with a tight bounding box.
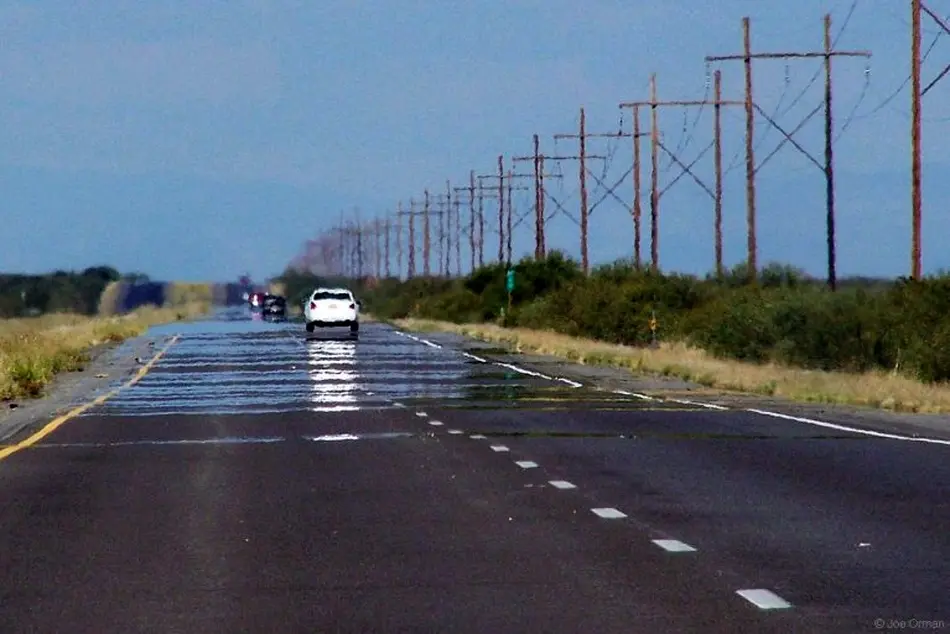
[0,0,947,282]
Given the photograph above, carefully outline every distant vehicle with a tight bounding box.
[262,294,287,320]
[248,292,266,310]
[304,287,361,335]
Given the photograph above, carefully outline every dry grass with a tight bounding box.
[393,318,950,414]
[165,282,213,309]
[0,303,207,401]
[98,281,214,316]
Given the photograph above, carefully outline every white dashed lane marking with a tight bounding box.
[448,429,463,435]
[548,480,577,490]
[428,420,444,427]
[652,539,698,553]
[515,460,539,469]
[591,507,627,519]
[469,434,487,439]
[310,434,360,442]
[735,589,793,610]
[415,412,428,418]
[490,445,510,452]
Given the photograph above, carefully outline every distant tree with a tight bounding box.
[82,266,121,282]
[123,272,151,284]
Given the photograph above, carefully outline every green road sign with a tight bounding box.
[505,269,516,293]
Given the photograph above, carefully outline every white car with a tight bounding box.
[304,287,361,334]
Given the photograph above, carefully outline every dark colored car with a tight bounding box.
[262,294,287,320]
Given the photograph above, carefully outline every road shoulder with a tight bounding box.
[392,325,950,443]
[0,333,173,443]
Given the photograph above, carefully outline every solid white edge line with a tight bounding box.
[735,589,793,610]
[396,331,441,349]
[462,352,488,363]
[613,389,655,401]
[397,327,949,447]
[652,539,698,553]
[548,480,577,490]
[747,408,950,446]
[669,398,729,411]
[591,507,627,519]
[495,361,552,380]
[515,460,538,469]
[556,377,583,388]
[490,445,510,452]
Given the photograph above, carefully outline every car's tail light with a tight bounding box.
[349,303,355,309]
[310,302,316,309]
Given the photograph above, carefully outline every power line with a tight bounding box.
[849,29,943,120]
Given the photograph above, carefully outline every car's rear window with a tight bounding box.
[313,291,352,301]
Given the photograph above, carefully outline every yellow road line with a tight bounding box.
[0,334,181,461]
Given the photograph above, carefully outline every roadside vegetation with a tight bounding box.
[278,253,950,413]
[0,266,123,318]
[0,267,214,401]
[0,303,207,401]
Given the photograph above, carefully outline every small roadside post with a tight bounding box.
[505,268,516,326]
[649,309,658,349]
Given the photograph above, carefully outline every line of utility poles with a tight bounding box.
[288,12,905,288]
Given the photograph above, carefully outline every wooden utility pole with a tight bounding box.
[506,169,514,266]
[497,155,505,262]
[445,180,453,276]
[620,71,743,276]
[706,15,870,286]
[470,170,478,271]
[633,105,643,269]
[555,110,623,274]
[423,190,431,276]
[910,1,950,279]
[650,77,659,272]
[579,108,588,272]
[714,72,725,278]
[513,136,567,260]
[395,202,404,279]
[384,216,392,278]
[477,178,485,267]
[454,195,462,276]
[912,0,922,280]
[373,217,382,279]
[534,133,544,257]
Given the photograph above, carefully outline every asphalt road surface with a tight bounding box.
[1,310,948,632]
